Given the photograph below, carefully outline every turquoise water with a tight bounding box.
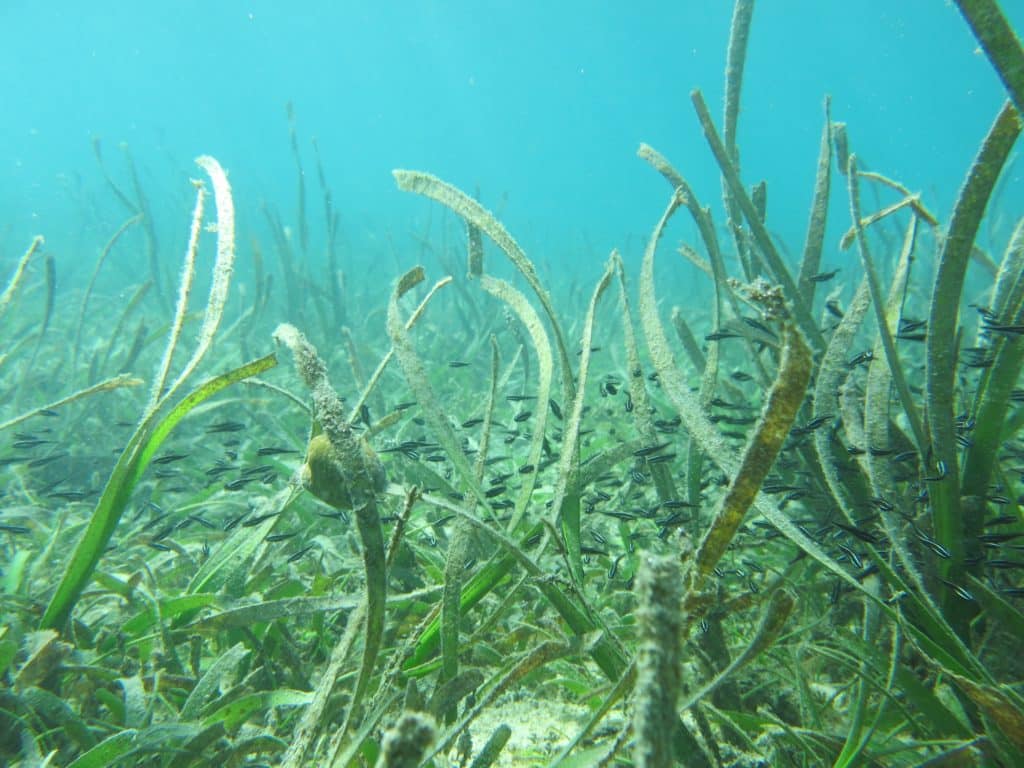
[2,2,1021,279]
[3,4,1024,766]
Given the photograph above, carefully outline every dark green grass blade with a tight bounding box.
[925,102,1020,637]
[39,353,278,631]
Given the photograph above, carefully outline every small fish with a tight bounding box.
[12,437,52,450]
[825,300,845,319]
[940,579,974,601]
[507,394,536,402]
[316,510,348,521]
[224,513,246,531]
[742,316,776,337]
[915,529,951,558]
[206,421,246,433]
[394,401,417,411]
[513,411,532,422]
[0,523,31,534]
[257,446,299,456]
[634,442,672,458]
[188,513,216,529]
[624,392,634,412]
[266,531,298,542]
[981,319,1024,336]
[898,318,926,333]
[153,453,188,465]
[978,531,1024,545]
[730,371,754,383]
[48,490,92,502]
[847,351,873,367]
[549,399,563,420]
[837,543,863,569]
[647,453,676,465]
[608,554,625,579]
[242,512,279,527]
[660,499,695,509]
[485,485,507,498]
[287,544,315,563]
[809,268,840,283]
[705,330,741,341]
[601,510,640,521]
[28,453,67,468]
[206,460,235,478]
[448,361,469,368]
[923,460,948,482]
[791,415,832,435]
[961,347,995,368]
[985,559,1024,570]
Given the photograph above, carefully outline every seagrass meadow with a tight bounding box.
[3,1,1024,766]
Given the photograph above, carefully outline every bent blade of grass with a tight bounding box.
[72,214,142,372]
[925,101,1020,633]
[426,641,574,762]
[187,595,357,632]
[39,353,277,631]
[955,0,1024,114]
[121,593,219,637]
[962,220,1024,497]
[0,374,143,434]
[678,589,795,714]
[796,99,833,297]
[638,192,899,601]
[180,641,248,721]
[148,181,205,411]
[834,577,883,768]
[612,253,676,503]
[186,486,295,598]
[693,324,811,581]
[812,277,873,515]
[66,729,139,768]
[347,270,453,425]
[691,89,825,353]
[945,672,1024,754]
[393,169,576,404]
[549,663,636,767]
[551,256,614,584]
[386,266,490,510]
[847,155,927,455]
[429,497,630,681]
[0,235,42,324]
[479,275,553,532]
[965,575,1024,639]
[864,215,918,462]
[202,689,312,732]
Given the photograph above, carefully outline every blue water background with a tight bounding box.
[1,1,1022,297]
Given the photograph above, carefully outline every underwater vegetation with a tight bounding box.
[3,0,1024,765]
